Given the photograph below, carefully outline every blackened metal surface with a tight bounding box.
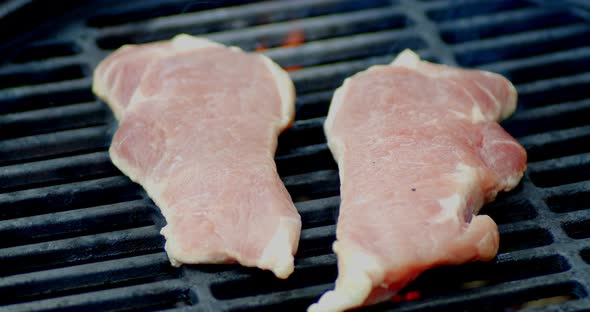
[1,0,590,311]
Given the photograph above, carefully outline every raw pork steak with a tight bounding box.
[309,50,527,311]
[93,35,301,279]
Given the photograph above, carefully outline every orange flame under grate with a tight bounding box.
[256,28,305,72]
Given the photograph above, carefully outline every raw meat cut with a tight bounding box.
[309,50,527,311]
[93,35,222,120]
[93,34,301,279]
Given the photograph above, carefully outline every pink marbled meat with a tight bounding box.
[310,50,527,311]
[93,35,301,279]
[92,41,171,120]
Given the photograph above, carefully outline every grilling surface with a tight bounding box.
[1,0,590,311]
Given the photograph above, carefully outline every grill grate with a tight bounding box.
[2,0,590,311]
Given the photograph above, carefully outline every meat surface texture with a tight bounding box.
[309,50,527,311]
[93,34,301,279]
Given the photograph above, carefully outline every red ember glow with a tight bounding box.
[255,29,305,71]
[391,291,422,303]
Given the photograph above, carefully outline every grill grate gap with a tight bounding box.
[502,100,590,138]
[283,169,340,202]
[524,130,590,163]
[0,227,164,277]
[0,88,95,115]
[297,196,339,230]
[480,194,537,225]
[455,24,590,67]
[563,219,590,240]
[2,279,192,312]
[546,190,590,214]
[518,78,590,110]
[294,90,333,120]
[227,296,322,312]
[402,255,570,298]
[426,0,531,22]
[87,0,264,28]
[214,9,412,52]
[7,41,81,64]
[580,249,590,265]
[0,126,111,166]
[276,146,336,177]
[498,228,553,253]
[0,176,143,220]
[210,264,337,300]
[400,282,585,312]
[0,65,88,90]
[265,33,426,74]
[503,55,590,85]
[297,225,336,259]
[0,102,109,140]
[277,118,326,155]
[528,155,590,188]
[0,151,119,193]
[0,202,154,248]
[94,0,398,50]
[440,8,580,44]
[1,266,178,306]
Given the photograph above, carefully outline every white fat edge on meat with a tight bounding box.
[259,54,296,131]
[502,171,525,192]
[324,78,350,167]
[390,50,486,123]
[257,217,299,279]
[390,48,422,68]
[92,46,132,120]
[162,230,236,267]
[479,71,518,121]
[391,49,518,123]
[171,34,224,50]
[430,163,481,224]
[473,80,503,120]
[390,49,450,77]
[308,241,386,312]
[162,217,299,279]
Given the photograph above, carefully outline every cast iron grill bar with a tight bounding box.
[94,0,392,49]
[0,101,109,140]
[0,176,143,220]
[0,56,89,77]
[479,44,590,81]
[262,28,426,69]
[419,0,532,15]
[398,0,457,66]
[2,279,190,312]
[0,78,92,106]
[0,225,163,276]
[0,125,111,166]
[452,23,590,66]
[437,6,578,44]
[287,51,436,95]
[0,252,174,305]
[0,199,154,248]
[0,88,95,115]
[516,72,590,109]
[519,125,590,162]
[0,151,116,192]
[4,40,81,64]
[207,7,410,49]
[93,0,389,34]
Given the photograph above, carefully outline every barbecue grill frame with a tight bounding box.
[2,0,590,311]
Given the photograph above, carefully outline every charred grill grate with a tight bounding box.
[2,0,590,310]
